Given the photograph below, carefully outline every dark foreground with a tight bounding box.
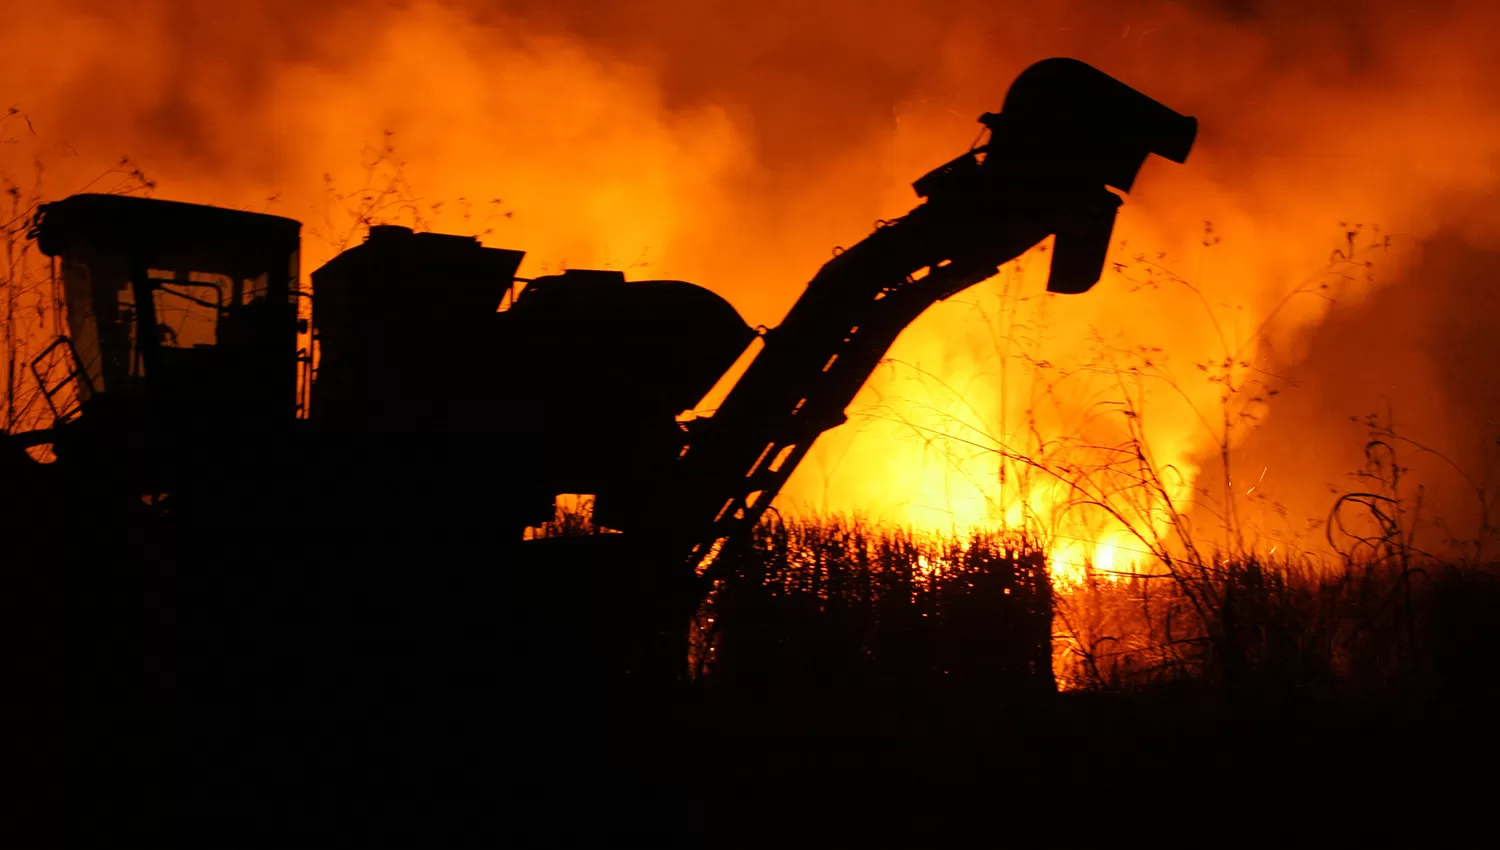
[70,668,1497,846]
[48,531,1499,846]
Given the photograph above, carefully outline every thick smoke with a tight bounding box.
[3,0,1497,556]
[1199,232,1500,559]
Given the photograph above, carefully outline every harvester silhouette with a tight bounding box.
[7,59,1194,689]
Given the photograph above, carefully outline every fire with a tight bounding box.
[5,1,1500,573]
[1049,538,1121,586]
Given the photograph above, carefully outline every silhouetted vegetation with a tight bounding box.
[1057,552,1500,697]
[536,479,1498,706]
[702,514,1052,697]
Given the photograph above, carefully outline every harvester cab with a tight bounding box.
[28,194,304,497]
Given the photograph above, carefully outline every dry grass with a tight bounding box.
[1055,553,1500,696]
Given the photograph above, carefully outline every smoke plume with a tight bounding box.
[4,0,1497,560]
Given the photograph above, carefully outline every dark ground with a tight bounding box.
[68,655,1498,846]
[48,529,1499,847]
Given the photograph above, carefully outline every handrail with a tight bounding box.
[29,335,95,427]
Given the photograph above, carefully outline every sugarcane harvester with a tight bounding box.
[3,58,1194,681]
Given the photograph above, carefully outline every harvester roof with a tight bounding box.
[32,193,302,263]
